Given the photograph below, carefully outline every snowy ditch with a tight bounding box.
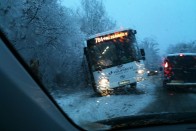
[52,79,156,125]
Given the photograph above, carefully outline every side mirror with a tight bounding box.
[140,49,145,56]
[132,30,137,34]
[84,47,87,55]
[140,49,145,60]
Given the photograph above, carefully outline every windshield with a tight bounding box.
[88,33,141,71]
[1,0,196,130]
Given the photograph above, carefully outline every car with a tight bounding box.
[163,53,196,88]
[147,70,159,76]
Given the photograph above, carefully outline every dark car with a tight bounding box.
[163,53,196,88]
[147,70,159,76]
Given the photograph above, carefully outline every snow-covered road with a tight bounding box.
[52,78,157,125]
[50,74,196,130]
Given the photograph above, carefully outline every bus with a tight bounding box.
[83,28,147,96]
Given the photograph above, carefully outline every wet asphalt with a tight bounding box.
[139,76,196,114]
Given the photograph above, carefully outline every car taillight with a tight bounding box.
[164,62,168,68]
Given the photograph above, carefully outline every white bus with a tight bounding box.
[83,28,147,96]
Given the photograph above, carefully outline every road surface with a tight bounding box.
[139,76,196,114]
[51,75,196,126]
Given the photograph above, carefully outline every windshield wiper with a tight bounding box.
[91,112,196,130]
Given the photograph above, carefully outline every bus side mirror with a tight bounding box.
[140,49,145,60]
[140,49,145,56]
[84,47,87,55]
[132,30,137,34]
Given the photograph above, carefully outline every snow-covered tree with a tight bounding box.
[166,40,196,54]
[0,0,117,90]
[0,0,84,89]
[140,38,161,69]
[79,0,116,36]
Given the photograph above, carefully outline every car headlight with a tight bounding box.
[137,69,145,74]
[98,78,109,89]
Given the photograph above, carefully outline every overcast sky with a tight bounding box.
[61,0,196,55]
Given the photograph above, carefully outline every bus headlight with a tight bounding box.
[137,69,144,74]
[98,78,109,89]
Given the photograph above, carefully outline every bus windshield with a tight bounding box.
[88,33,141,71]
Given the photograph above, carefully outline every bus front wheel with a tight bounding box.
[100,89,114,96]
[100,90,108,96]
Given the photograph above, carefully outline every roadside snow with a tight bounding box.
[52,79,156,125]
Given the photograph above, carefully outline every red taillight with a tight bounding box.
[164,62,168,68]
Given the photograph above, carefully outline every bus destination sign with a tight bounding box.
[95,32,128,43]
